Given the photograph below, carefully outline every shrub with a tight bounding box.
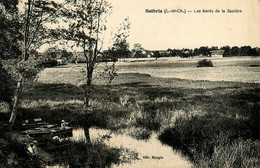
[41,59,58,67]
[0,62,15,104]
[197,59,213,67]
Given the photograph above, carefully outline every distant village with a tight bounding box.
[38,45,260,66]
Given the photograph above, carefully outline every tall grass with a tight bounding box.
[16,76,260,167]
[195,134,260,168]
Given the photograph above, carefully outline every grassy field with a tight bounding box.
[3,56,260,167]
[115,56,260,83]
[37,56,260,85]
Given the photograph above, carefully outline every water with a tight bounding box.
[71,127,87,142]
[70,128,192,168]
[46,128,192,168]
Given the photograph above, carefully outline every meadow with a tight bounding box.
[5,56,260,167]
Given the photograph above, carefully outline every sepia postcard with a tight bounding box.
[0,0,259,167]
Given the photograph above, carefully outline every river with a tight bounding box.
[46,128,192,168]
[75,128,191,168]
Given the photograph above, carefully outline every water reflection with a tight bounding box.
[71,128,87,142]
[47,128,192,168]
[88,128,192,168]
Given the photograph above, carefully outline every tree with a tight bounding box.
[59,0,113,142]
[132,43,145,60]
[240,46,252,56]
[44,46,60,59]
[198,46,210,56]
[230,46,239,56]
[0,0,21,115]
[61,0,112,109]
[166,49,173,57]
[4,0,63,127]
[210,46,218,51]
[0,0,22,59]
[0,62,15,105]
[252,48,260,56]
[111,17,131,61]
[220,46,231,57]
[154,51,160,60]
[193,48,199,56]
[43,46,73,60]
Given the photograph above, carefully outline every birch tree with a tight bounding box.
[6,0,63,127]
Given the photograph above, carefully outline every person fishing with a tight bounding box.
[61,120,69,129]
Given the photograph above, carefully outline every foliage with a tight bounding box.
[199,46,210,56]
[153,51,161,59]
[38,58,58,68]
[0,0,22,59]
[3,56,43,81]
[196,59,213,67]
[220,46,231,57]
[43,47,73,60]
[60,0,112,107]
[20,0,63,57]
[0,131,42,167]
[98,63,118,83]
[0,62,15,104]
[38,47,73,67]
[230,46,240,56]
[110,17,131,60]
[180,49,193,58]
[132,43,146,58]
[1,0,64,81]
[4,0,65,127]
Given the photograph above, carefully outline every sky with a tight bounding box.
[104,0,260,50]
[18,0,260,51]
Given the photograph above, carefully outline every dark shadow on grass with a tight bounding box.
[22,83,84,101]
[114,82,152,87]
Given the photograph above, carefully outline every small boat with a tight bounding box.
[20,118,72,138]
[23,127,73,137]
[20,118,48,130]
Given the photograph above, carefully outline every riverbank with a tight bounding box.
[1,58,260,167]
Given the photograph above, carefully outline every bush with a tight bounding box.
[41,59,58,67]
[0,62,15,104]
[197,59,213,67]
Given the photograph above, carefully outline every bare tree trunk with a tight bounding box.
[83,64,94,143]
[84,127,91,143]
[9,76,23,127]
[83,86,90,110]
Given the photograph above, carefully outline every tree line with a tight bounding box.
[167,46,260,57]
[105,44,260,61]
